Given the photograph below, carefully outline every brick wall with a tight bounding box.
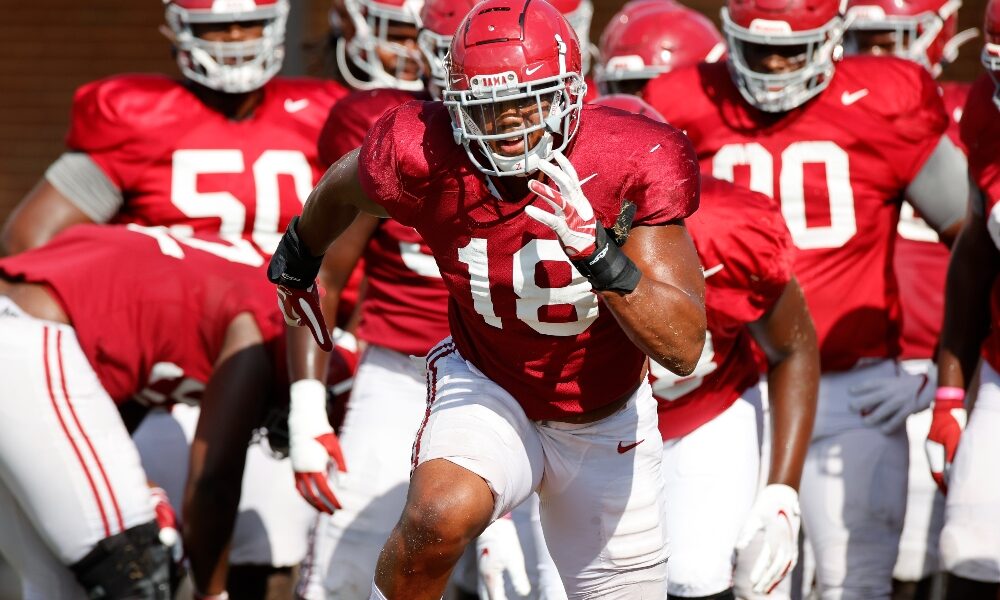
[0,0,987,225]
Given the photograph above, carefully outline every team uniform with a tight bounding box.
[646,56,949,598]
[0,225,282,599]
[939,73,1000,583]
[654,177,793,597]
[61,73,346,568]
[296,87,453,599]
[892,79,969,583]
[357,99,699,597]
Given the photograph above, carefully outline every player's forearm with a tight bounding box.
[764,348,817,489]
[938,217,997,390]
[601,280,706,376]
[288,325,331,382]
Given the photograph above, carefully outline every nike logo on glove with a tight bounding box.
[841,89,869,106]
[617,440,644,454]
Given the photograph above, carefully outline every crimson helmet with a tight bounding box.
[547,0,596,73]
[445,0,586,177]
[844,0,975,76]
[597,1,726,94]
[418,0,479,99]
[164,0,289,93]
[339,0,425,91]
[986,0,1000,106]
[592,94,668,122]
[722,0,849,112]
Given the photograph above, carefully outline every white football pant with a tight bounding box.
[662,391,762,597]
[939,360,1000,582]
[0,304,154,597]
[799,360,909,600]
[413,339,668,599]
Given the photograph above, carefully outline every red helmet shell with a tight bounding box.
[420,0,477,36]
[727,0,846,33]
[988,0,1000,45]
[592,94,667,122]
[449,0,582,89]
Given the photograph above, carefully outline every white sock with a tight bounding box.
[369,581,389,600]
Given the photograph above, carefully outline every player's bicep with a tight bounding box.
[316,147,389,218]
[1,175,97,256]
[622,222,705,306]
[749,277,817,364]
[906,135,968,238]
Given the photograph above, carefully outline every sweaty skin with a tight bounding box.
[748,278,819,488]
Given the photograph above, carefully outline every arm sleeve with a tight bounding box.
[44,153,124,223]
[905,135,969,233]
[622,121,701,226]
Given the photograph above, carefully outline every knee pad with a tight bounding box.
[668,590,735,600]
[70,521,172,600]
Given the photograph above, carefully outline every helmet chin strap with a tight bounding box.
[188,46,266,94]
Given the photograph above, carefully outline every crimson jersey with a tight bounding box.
[359,102,699,419]
[66,74,346,264]
[645,56,948,371]
[0,225,283,405]
[656,177,793,439]
[961,75,1000,373]
[894,80,969,360]
[318,88,450,356]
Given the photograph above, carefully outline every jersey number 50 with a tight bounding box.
[713,141,856,250]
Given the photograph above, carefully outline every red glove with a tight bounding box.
[289,379,348,513]
[925,387,967,494]
[277,283,333,352]
[150,486,183,565]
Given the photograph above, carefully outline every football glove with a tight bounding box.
[525,151,640,293]
[735,484,801,595]
[926,387,967,494]
[848,370,930,434]
[289,379,347,514]
[476,516,532,600]
[268,216,332,351]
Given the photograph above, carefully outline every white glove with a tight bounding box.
[848,371,930,434]
[476,516,532,600]
[735,484,801,595]
[289,379,347,514]
[524,151,598,258]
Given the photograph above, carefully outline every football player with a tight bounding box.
[644,0,969,596]
[596,0,726,96]
[269,1,707,598]
[591,94,821,600]
[328,0,425,91]
[0,1,345,597]
[930,2,1000,597]
[0,225,283,600]
[844,0,975,595]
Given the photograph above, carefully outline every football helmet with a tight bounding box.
[445,0,586,177]
[985,0,1000,108]
[722,0,849,112]
[844,0,975,76]
[418,0,479,100]
[164,0,289,94]
[547,0,596,73]
[597,1,726,94]
[339,0,425,91]
[592,94,668,122]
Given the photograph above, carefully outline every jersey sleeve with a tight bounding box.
[317,94,373,167]
[620,119,701,226]
[357,102,429,226]
[698,178,794,323]
[883,62,950,187]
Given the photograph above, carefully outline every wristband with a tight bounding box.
[571,223,642,293]
[935,386,966,404]
[267,216,323,289]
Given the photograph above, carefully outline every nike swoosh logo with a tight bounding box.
[579,173,598,186]
[703,264,724,278]
[284,98,310,113]
[617,439,644,454]
[525,65,543,75]
[840,89,869,106]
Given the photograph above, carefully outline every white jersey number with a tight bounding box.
[170,149,313,264]
[457,237,599,337]
[713,141,857,250]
